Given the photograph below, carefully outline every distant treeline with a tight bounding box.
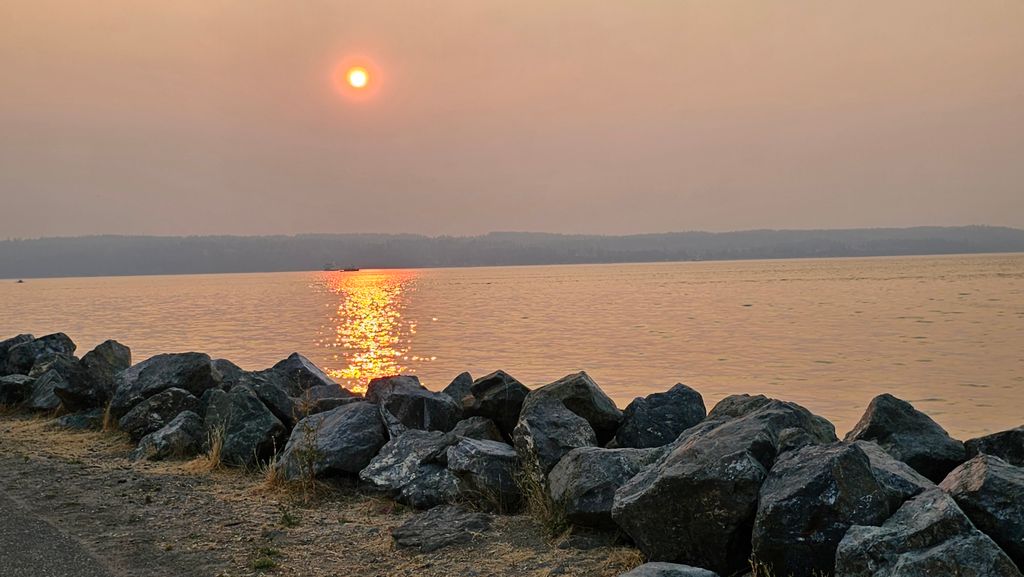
[1,226,1023,278]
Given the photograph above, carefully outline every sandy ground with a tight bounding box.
[0,413,644,577]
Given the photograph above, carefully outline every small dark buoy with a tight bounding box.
[15,279,25,283]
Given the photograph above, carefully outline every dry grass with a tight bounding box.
[184,424,225,473]
[101,401,117,432]
[517,469,567,537]
[600,547,645,574]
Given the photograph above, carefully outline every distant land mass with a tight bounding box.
[2,226,1023,279]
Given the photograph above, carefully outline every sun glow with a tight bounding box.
[346,67,368,89]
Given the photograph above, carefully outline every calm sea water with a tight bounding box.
[2,254,1022,438]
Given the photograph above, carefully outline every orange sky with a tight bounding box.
[1,1,1022,236]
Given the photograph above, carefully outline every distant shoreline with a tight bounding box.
[2,226,1023,280]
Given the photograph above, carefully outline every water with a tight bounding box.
[2,254,1022,438]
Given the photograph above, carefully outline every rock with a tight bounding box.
[391,505,492,553]
[243,374,299,430]
[613,383,706,449]
[118,387,201,441]
[619,563,720,577]
[277,401,387,479]
[514,401,598,477]
[131,411,205,461]
[447,438,522,512]
[836,488,1022,577]
[25,368,67,411]
[710,394,838,443]
[462,370,530,438]
[359,429,460,509]
[203,386,285,468]
[940,455,1024,568]
[853,440,934,506]
[441,371,473,402]
[110,353,221,418]
[4,333,76,375]
[450,416,504,442]
[54,340,131,412]
[0,334,34,375]
[211,358,246,384]
[55,408,104,430]
[266,353,339,396]
[366,375,461,433]
[706,393,773,420]
[611,398,838,575]
[521,372,622,444]
[0,374,34,405]
[844,393,966,482]
[751,443,894,577]
[966,426,1024,468]
[548,446,663,528]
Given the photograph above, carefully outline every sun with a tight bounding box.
[346,67,369,89]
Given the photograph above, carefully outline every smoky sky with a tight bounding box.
[1,0,1022,237]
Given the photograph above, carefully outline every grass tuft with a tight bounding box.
[516,469,566,537]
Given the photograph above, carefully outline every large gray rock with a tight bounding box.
[450,416,504,442]
[441,371,473,403]
[751,443,894,577]
[514,400,598,477]
[265,353,340,396]
[940,455,1024,569]
[462,370,530,438]
[853,440,934,507]
[54,340,131,412]
[709,394,838,443]
[391,505,492,553]
[243,373,300,430]
[521,372,622,444]
[613,383,706,449]
[611,398,838,575]
[548,446,663,528]
[844,393,966,482]
[0,334,34,376]
[276,401,386,480]
[4,333,76,375]
[0,374,34,405]
[25,368,67,411]
[966,426,1024,468]
[836,488,1022,577]
[203,386,285,468]
[55,408,104,430]
[131,411,205,461]
[359,429,460,509]
[366,375,461,434]
[118,387,200,441]
[447,438,522,512]
[110,353,221,418]
[619,563,720,577]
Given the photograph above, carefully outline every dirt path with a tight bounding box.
[0,415,643,577]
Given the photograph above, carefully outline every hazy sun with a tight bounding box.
[347,67,369,89]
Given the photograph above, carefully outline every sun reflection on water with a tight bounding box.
[313,270,426,393]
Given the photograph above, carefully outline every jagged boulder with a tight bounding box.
[548,446,663,528]
[131,411,205,461]
[243,373,299,429]
[620,564,720,577]
[391,505,492,553]
[709,394,838,442]
[264,353,339,396]
[366,375,461,433]
[359,429,460,509]
[447,438,522,512]
[751,443,894,577]
[4,333,76,375]
[940,455,1024,569]
[613,383,706,449]
[965,426,1024,467]
[118,387,201,441]
[277,401,386,480]
[844,393,965,482]
[202,386,285,467]
[450,416,504,442]
[55,409,104,430]
[462,370,530,438]
[441,371,473,402]
[514,401,598,477]
[853,440,934,507]
[0,334,34,375]
[110,353,221,418]
[25,368,68,411]
[0,374,33,405]
[836,488,1022,577]
[54,340,131,412]
[611,398,838,575]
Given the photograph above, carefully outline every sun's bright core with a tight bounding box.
[347,67,369,89]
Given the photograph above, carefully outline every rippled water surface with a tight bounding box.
[2,254,1022,438]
